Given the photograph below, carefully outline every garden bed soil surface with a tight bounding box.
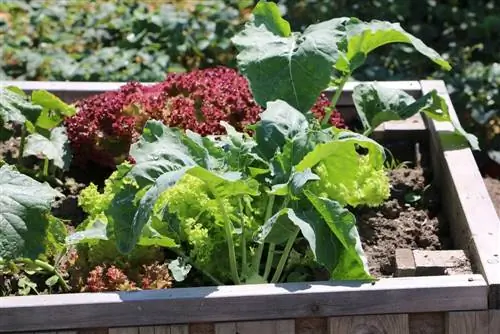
[0,137,473,288]
[484,177,500,217]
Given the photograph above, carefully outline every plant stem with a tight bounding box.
[270,227,300,284]
[252,194,275,274]
[212,193,240,285]
[17,125,26,166]
[2,258,71,292]
[43,157,49,176]
[321,75,349,126]
[263,197,290,281]
[239,199,247,276]
[263,243,275,280]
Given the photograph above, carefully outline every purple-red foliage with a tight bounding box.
[65,67,345,168]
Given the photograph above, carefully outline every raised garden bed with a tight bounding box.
[0,80,499,334]
[2,3,500,333]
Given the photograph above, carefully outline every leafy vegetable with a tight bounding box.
[23,126,72,171]
[0,164,62,261]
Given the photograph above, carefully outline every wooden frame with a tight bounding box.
[0,80,499,334]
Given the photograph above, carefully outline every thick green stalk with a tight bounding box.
[213,194,240,285]
[239,199,247,275]
[252,194,275,274]
[321,75,349,126]
[263,197,290,281]
[17,125,27,165]
[42,157,49,177]
[270,227,300,283]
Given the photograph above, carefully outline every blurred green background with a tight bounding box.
[1,0,499,171]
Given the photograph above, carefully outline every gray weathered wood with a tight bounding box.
[409,313,444,334]
[328,314,408,333]
[0,274,486,332]
[446,311,489,334]
[214,320,294,334]
[421,80,500,309]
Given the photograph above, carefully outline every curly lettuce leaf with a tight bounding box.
[297,131,390,207]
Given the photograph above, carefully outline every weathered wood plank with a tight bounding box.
[109,328,139,334]
[0,274,486,332]
[189,323,215,334]
[328,314,408,333]
[409,313,444,334]
[421,80,500,309]
[488,310,500,333]
[214,320,294,334]
[295,317,327,334]
[446,311,489,334]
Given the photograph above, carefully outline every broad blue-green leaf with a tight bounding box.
[336,20,451,72]
[352,83,479,150]
[23,126,72,171]
[304,191,372,280]
[0,87,42,126]
[115,168,188,253]
[0,165,62,261]
[270,168,320,198]
[252,0,291,37]
[257,207,341,273]
[219,121,266,172]
[31,90,76,130]
[254,100,309,160]
[129,121,198,186]
[232,16,348,112]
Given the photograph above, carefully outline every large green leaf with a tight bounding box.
[23,126,72,171]
[0,165,62,261]
[352,83,479,150]
[232,12,348,112]
[128,121,198,186]
[31,90,76,130]
[0,87,42,126]
[304,191,372,280]
[257,207,340,274]
[254,100,309,160]
[336,20,451,72]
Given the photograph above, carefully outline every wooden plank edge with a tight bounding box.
[0,80,422,106]
[420,80,500,309]
[0,274,487,332]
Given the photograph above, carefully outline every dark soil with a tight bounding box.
[353,142,471,278]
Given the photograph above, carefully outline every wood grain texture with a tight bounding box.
[0,275,487,332]
[109,328,139,334]
[189,323,215,334]
[295,317,327,334]
[214,320,294,334]
[446,311,489,334]
[409,313,444,334]
[328,314,408,333]
[421,80,500,309]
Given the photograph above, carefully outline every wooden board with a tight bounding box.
[420,80,500,309]
[328,314,408,333]
[214,320,294,334]
[0,275,486,332]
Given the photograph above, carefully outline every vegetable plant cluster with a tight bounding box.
[0,1,478,295]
